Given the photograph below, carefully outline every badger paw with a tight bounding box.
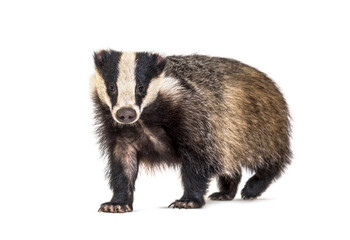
[208,192,235,201]
[241,187,259,200]
[168,199,203,209]
[98,202,132,213]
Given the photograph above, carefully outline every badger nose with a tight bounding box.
[116,108,137,123]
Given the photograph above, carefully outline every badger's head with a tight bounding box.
[92,50,167,125]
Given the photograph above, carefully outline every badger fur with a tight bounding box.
[91,50,292,213]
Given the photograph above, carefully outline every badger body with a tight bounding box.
[92,51,291,213]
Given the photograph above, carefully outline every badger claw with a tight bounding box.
[168,199,202,209]
[98,202,132,213]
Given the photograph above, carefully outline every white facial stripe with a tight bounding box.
[141,76,182,111]
[140,73,163,111]
[159,77,183,99]
[116,52,137,108]
[92,72,112,109]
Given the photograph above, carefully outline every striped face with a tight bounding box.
[93,50,166,124]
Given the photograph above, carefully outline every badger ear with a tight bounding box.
[153,54,166,76]
[93,50,109,71]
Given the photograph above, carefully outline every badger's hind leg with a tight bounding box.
[241,160,286,200]
[209,172,242,201]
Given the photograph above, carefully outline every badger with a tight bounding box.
[91,50,291,213]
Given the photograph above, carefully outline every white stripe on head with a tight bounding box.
[92,72,112,109]
[116,52,137,108]
[140,73,163,111]
[112,52,140,122]
[141,76,183,111]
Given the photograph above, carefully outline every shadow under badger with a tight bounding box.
[92,50,291,213]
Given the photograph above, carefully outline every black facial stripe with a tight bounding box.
[135,52,166,106]
[94,50,122,106]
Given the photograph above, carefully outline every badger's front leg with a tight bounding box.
[98,145,138,213]
[169,161,210,209]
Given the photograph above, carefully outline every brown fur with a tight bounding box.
[164,55,291,176]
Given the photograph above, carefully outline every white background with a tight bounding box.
[0,0,349,239]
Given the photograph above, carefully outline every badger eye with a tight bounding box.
[137,85,144,93]
[109,84,116,93]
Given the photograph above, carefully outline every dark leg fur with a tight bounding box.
[209,172,242,201]
[241,161,284,200]
[98,160,138,213]
[169,162,210,209]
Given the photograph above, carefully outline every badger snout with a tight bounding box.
[116,108,137,124]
